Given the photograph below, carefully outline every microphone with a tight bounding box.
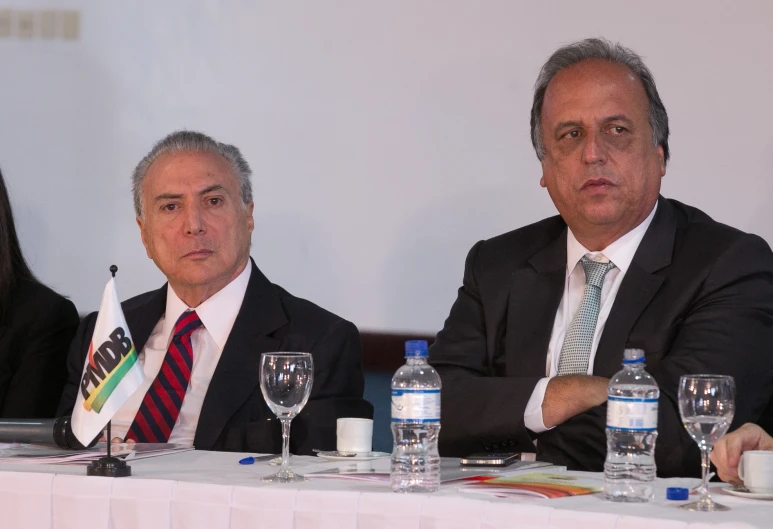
[0,416,98,449]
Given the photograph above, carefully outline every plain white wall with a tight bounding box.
[1,0,771,333]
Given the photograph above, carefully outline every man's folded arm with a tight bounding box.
[540,375,609,429]
[524,375,608,433]
[524,378,552,432]
[429,241,542,455]
[650,234,773,477]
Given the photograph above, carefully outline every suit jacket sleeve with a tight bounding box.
[649,233,773,477]
[56,312,97,417]
[429,241,540,456]
[290,319,372,454]
[0,295,79,418]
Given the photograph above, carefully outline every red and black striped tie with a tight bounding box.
[125,311,202,443]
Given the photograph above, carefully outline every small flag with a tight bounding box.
[71,275,144,446]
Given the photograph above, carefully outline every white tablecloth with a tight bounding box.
[0,451,770,529]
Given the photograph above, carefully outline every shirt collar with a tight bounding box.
[163,261,252,350]
[565,202,658,277]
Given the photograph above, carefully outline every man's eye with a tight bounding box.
[161,204,177,212]
[208,197,222,206]
[563,130,581,139]
[609,126,627,135]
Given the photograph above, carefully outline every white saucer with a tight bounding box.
[316,451,390,462]
[723,487,773,500]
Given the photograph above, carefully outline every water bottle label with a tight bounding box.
[391,389,440,423]
[606,396,658,431]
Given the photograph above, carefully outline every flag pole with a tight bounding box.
[86,265,131,477]
[105,266,117,463]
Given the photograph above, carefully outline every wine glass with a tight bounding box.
[678,374,735,511]
[259,352,314,483]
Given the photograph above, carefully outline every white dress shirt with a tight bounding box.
[111,262,252,444]
[523,204,657,433]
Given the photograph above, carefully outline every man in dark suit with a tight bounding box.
[58,130,371,453]
[428,38,773,477]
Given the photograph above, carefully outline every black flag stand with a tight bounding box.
[87,265,131,478]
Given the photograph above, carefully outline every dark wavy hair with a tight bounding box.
[0,168,36,321]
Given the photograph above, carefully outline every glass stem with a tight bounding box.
[280,418,291,473]
[701,447,711,503]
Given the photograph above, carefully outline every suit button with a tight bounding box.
[483,445,491,451]
[509,440,516,447]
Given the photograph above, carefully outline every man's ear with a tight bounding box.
[246,202,255,232]
[136,216,152,259]
[657,145,666,177]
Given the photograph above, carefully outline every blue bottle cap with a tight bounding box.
[666,487,689,500]
[405,340,428,357]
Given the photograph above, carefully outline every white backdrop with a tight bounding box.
[1,0,771,333]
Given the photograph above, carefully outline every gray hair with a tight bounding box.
[530,38,670,165]
[131,130,253,217]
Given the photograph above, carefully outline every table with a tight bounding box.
[0,451,770,529]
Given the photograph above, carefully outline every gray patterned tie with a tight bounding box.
[556,255,616,376]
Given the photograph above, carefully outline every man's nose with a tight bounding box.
[581,132,608,164]
[184,205,206,235]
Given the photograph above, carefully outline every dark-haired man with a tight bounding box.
[59,131,371,453]
[429,38,773,476]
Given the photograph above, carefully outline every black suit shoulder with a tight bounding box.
[121,286,166,313]
[666,199,773,284]
[476,215,566,263]
[0,279,79,418]
[267,282,363,390]
[670,198,766,246]
[473,215,565,269]
[271,283,357,340]
[460,215,566,298]
[8,279,79,322]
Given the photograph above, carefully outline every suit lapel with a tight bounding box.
[124,286,167,353]
[594,197,676,375]
[193,259,288,449]
[506,230,567,377]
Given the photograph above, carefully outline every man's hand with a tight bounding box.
[711,423,773,485]
[542,375,609,428]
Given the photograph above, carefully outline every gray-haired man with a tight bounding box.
[59,130,371,453]
[429,38,773,477]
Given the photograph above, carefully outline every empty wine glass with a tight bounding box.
[678,374,735,511]
[259,352,314,483]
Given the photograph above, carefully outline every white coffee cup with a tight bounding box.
[738,450,773,493]
[336,418,373,454]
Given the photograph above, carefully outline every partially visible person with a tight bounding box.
[711,423,773,485]
[0,168,79,417]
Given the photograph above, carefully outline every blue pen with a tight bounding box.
[239,454,276,465]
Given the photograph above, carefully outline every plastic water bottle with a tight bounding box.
[604,348,659,502]
[390,340,441,493]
